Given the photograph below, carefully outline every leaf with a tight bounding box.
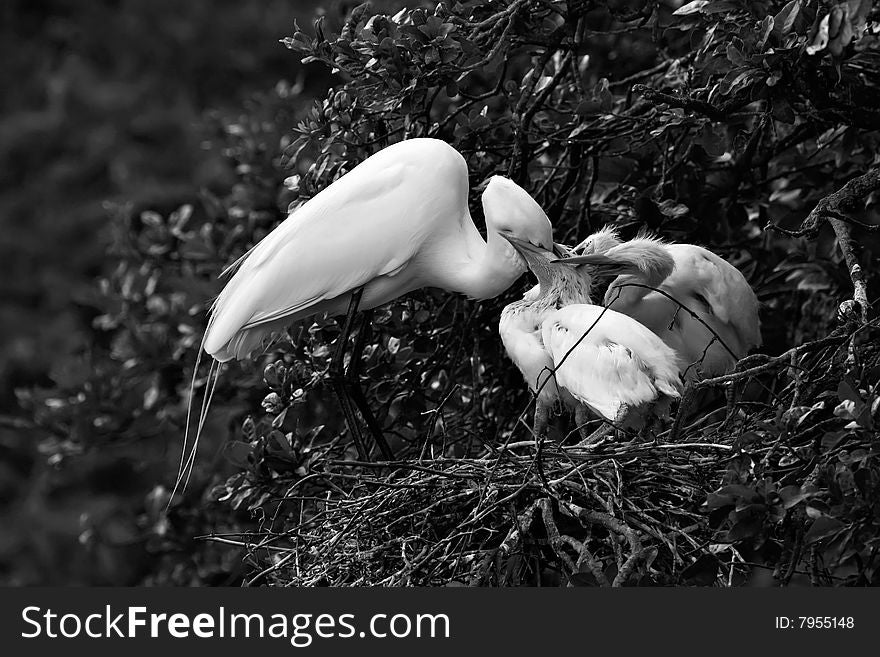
[847,0,871,34]
[700,122,728,156]
[673,0,710,16]
[658,200,690,218]
[821,430,848,451]
[726,42,746,66]
[773,0,802,37]
[706,492,736,510]
[717,484,760,502]
[704,1,739,14]
[804,516,846,544]
[828,5,855,56]
[779,485,810,509]
[837,379,863,404]
[771,96,796,124]
[833,399,859,421]
[807,14,830,55]
[726,517,762,541]
[568,572,599,587]
[757,15,776,50]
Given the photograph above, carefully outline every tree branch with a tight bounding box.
[633,84,727,121]
[766,167,880,321]
[766,167,880,239]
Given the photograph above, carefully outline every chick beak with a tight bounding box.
[551,242,571,258]
[550,252,631,276]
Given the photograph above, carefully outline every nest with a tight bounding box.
[206,315,878,587]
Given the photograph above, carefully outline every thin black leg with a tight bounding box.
[345,309,395,461]
[330,288,369,461]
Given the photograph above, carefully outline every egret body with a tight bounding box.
[566,230,761,379]
[499,237,682,442]
[183,138,555,478]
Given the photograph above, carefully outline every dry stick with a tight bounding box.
[829,215,871,323]
[448,0,529,31]
[562,501,647,587]
[632,84,727,121]
[693,326,876,390]
[766,167,880,240]
[537,499,578,576]
[572,539,608,586]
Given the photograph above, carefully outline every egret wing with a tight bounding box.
[499,305,558,401]
[541,305,681,420]
[666,245,762,350]
[204,142,467,357]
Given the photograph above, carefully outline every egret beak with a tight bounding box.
[571,237,592,254]
[549,252,632,277]
[501,234,557,289]
[501,234,554,263]
[552,242,572,258]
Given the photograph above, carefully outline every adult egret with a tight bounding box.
[184,138,555,481]
[499,237,682,443]
[563,229,761,379]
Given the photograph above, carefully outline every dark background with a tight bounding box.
[0,0,332,584]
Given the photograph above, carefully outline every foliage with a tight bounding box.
[16,0,880,585]
[0,0,329,584]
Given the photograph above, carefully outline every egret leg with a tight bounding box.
[330,288,370,461]
[668,381,695,443]
[533,400,550,438]
[574,404,605,444]
[344,309,395,460]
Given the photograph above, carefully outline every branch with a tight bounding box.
[766,167,880,240]
[561,501,647,587]
[633,84,727,121]
[766,167,880,321]
[508,29,567,183]
[693,331,858,390]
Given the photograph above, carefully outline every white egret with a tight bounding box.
[499,236,682,443]
[564,229,761,379]
[183,138,555,482]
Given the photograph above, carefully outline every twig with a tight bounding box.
[562,501,648,587]
[633,84,727,121]
[693,327,872,389]
[829,215,871,323]
[766,167,880,240]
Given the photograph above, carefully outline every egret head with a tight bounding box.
[554,234,674,286]
[573,226,623,255]
[482,176,555,256]
[502,235,594,304]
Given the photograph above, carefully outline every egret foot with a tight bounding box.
[575,423,612,447]
[574,403,629,447]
